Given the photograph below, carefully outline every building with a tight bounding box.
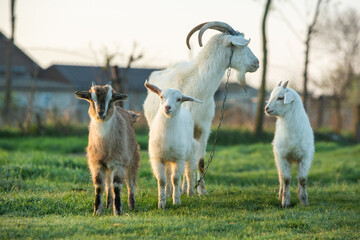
[0,31,160,123]
[39,64,160,121]
[0,32,74,125]
[215,82,261,117]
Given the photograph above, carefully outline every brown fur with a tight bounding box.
[76,85,140,216]
[87,106,140,216]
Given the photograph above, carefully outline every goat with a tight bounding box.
[143,21,259,195]
[145,81,202,209]
[75,82,140,216]
[265,81,314,207]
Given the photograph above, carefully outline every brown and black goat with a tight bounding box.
[75,82,140,216]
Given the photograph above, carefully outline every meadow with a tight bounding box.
[0,129,359,239]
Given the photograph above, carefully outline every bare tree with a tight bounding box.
[102,42,143,108]
[274,0,328,110]
[302,0,323,110]
[316,8,360,134]
[3,0,16,125]
[254,0,272,138]
[348,74,360,142]
[24,67,39,133]
[316,64,352,133]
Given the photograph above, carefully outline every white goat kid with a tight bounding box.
[265,81,314,208]
[145,81,202,209]
[144,21,259,195]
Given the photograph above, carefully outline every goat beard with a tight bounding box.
[236,70,247,92]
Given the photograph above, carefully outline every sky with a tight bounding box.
[0,0,360,90]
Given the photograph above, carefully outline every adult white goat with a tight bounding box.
[145,81,202,209]
[143,21,259,195]
[265,81,314,208]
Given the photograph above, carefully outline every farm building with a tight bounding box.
[39,65,161,121]
[2,30,347,130]
[215,82,261,117]
[0,32,74,125]
[0,31,161,123]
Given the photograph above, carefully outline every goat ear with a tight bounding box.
[230,36,250,47]
[182,95,203,103]
[144,80,162,96]
[127,110,140,123]
[284,91,295,104]
[112,93,128,102]
[75,91,91,101]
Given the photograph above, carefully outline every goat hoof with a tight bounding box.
[128,196,136,210]
[300,199,309,207]
[93,209,103,216]
[197,187,209,196]
[158,201,166,209]
[114,210,123,216]
[281,201,291,208]
[107,200,113,208]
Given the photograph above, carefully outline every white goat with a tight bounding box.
[144,21,259,195]
[145,81,202,209]
[265,81,314,207]
[75,83,140,216]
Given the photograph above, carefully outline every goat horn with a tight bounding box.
[92,81,96,88]
[282,81,289,88]
[278,81,283,86]
[186,22,209,50]
[198,21,238,47]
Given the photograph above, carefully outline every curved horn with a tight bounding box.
[278,81,283,86]
[282,81,289,88]
[186,22,209,50]
[198,21,238,47]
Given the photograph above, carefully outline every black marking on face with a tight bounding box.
[91,86,113,119]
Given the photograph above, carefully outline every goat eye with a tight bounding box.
[160,96,164,100]
[277,97,284,101]
[176,98,181,102]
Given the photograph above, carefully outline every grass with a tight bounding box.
[0,131,359,239]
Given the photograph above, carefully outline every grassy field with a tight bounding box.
[0,130,359,239]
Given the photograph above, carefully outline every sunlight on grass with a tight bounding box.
[0,135,359,239]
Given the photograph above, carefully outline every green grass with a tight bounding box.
[0,133,359,239]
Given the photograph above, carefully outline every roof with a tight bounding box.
[0,31,41,73]
[39,64,161,91]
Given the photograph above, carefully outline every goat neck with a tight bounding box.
[89,110,116,139]
[276,98,307,134]
[193,35,232,100]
